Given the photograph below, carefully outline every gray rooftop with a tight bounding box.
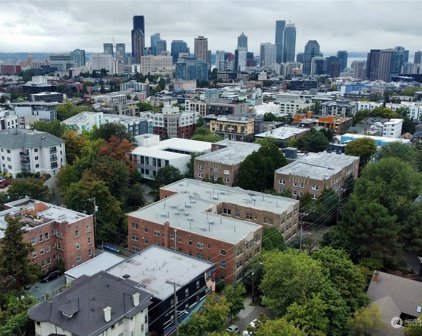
[367,271,422,319]
[255,126,309,140]
[275,152,359,180]
[129,179,296,244]
[196,140,261,165]
[0,129,63,149]
[28,272,152,336]
[107,246,214,301]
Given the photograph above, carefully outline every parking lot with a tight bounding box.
[28,275,66,300]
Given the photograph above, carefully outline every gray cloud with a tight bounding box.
[0,0,421,56]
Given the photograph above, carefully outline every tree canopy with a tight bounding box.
[345,138,377,168]
[296,129,329,153]
[153,165,184,189]
[192,126,223,143]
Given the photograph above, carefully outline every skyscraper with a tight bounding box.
[275,20,286,64]
[326,56,340,77]
[260,43,276,67]
[70,49,86,67]
[103,43,113,55]
[115,43,126,62]
[415,51,422,64]
[175,56,208,81]
[150,33,160,55]
[237,32,248,50]
[131,15,145,64]
[302,40,322,75]
[366,49,381,80]
[283,23,296,63]
[366,47,408,82]
[352,61,366,80]
[156,40,167,56]
[171,40,189,63]
[194,36,208,65]
[337,50,348,71]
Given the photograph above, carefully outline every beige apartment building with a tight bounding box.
[274,152,360,199]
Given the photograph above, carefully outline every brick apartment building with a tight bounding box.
[274,152,360,199]
[1,198,94,272]
[127,179,299,282]
[208,115,255,142]
[194,140,261,186]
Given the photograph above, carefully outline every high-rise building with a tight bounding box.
[176,56,208,82]
[236,48,247,72]
[326,56,340,77]
[216,50,226,71]
[337,50,348,71]
[283,23,296,63]
[115,43,125,62]
[310,57,326,75]
[237,32,248,50]
[275,20,286,64]
[156,39,167,56]
[70,49,86,67]
[150,33,160,55]
[49,54,75,72]
[246,52,256,67]
[352,60,366,79]
[415,51,422,64]
[171,40,190,63]
[131,15,145,64]
[366,49,381,80]
[391,46,409,76]
[366,47,408,82]
[260,43,276,67]
[302,40,322,75]
[194,36,208,64]
[103,43,113,55]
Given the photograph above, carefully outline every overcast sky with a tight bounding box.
[0,0,421,56]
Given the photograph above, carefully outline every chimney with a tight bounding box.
[373,270,380,282]
[133,293,140,307]
[103,306,112,322]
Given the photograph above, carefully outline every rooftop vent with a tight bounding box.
[208,220,214,225]
[122,274,130,279]
[200,227,207,231]
[103,306,112,322]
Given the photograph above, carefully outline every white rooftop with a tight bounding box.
[129,179,296,244]
[255,126,309,140]
[196,140,260,165]
[131,138,212,160]
[107,246,214,301]
[275,152,359,180]
[64,252,124,281]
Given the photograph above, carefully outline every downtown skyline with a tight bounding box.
[0,0,421,55]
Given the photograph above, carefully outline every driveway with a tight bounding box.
[29,275,66,300]
[142,183,156,204]
[235,297,275,331]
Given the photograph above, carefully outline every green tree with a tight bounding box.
[63,173,123,244]
[378,142,417,168]
[345,138,377,168]
[201,293,230,333]
[7,178,49,201]
[56,101,93,121]
[179,312,208,336]
[238,139,287,191]
[400,203,422,254]
[192,126,223,143]
[61,130,86,164]
[91,122,133,142]
[262,227,286,251]
[404,316,422,336]
[0,216,39,292]
[125,183,145,209]
[31,120,70,137]
[296,129,329,153]
[223,284,246,321]
[186,153,201,178]
[348,304,382,336]
[0,294,37,336]
[255,319,305,336]
[312,247,368,312]
[153,165,184,189]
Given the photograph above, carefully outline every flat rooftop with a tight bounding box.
[131,138,212,159]
[0,198,90,239]
[64,112,150,125]
[275,152,359,180]
[196,140,260,165]
[255,126,309,140]
[107,245,214,301]
[129,179,296,244]
[341,133,411,144]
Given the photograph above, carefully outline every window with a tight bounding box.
[74,230,79,237]
[235,210,240,217]
[279,179,285,185]
[46,245,51,253]
[154,230,161,237]
[75,243,80,250]
[86,225,91,232]
[198,164,203,170]
[299,183,304,188]
[220,249,226,256]
[246,213,253,220]
[31,237,36,245]
[31,251,37,258]
[224,177,230,183]
[132,223,139,230]
[76,255,81,263]
[40,248,45,255]
[196,242,204,249]
[39,234,43,242]
[189,239,192,246]
[198,172,203,178]
[312,194,317,200]
[88,237,92,244]
[292,190,297,196]
[144,226,149,233]
[312,185,319,191]
[196,280,200,289]
[132,234,139,241]
[223,208,231,215]
[293,181,298,187]
[223,169,229,175]
[185,288,189,297]
[220,260,226,268]
[35,156,39,160]
[44,232,49,240]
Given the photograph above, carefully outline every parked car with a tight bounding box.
[242,319,258,336]
[40,270,61,283]
[226,325,240,334]
[0,179,8,188]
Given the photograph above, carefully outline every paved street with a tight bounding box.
[236,297,275,331]
[28,275,66,300]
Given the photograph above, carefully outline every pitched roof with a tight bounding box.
[28,272,152,336]
[0,129,63,149]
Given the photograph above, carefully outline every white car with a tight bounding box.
[242,319,258,336]
[226,324,240,334]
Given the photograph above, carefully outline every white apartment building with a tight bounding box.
[185,99,207,117]
[0,109,18,130]
[382,118,403,138]
[140,55,174,75]
[0,129,66,177]
[63,112,153,136]
[386,102,422,121]
[275,93,313,115]
[131,134,212,179]
[357,101,383,112]
[91,53,113,73]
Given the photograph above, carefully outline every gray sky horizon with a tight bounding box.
[0,0,421,56]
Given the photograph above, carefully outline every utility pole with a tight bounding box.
[251,271,255,304]
[166,281,180,336]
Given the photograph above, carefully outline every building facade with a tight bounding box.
[275,20,286,64]
[140,55,173,75]
[176,56,208,82]
[283,23,296,63]
[132,15,145,64]
[0,129,65,177]
[209,115,255,142]
[194,36,209,65]
[260,43,276,67]
[275,152,360,199]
